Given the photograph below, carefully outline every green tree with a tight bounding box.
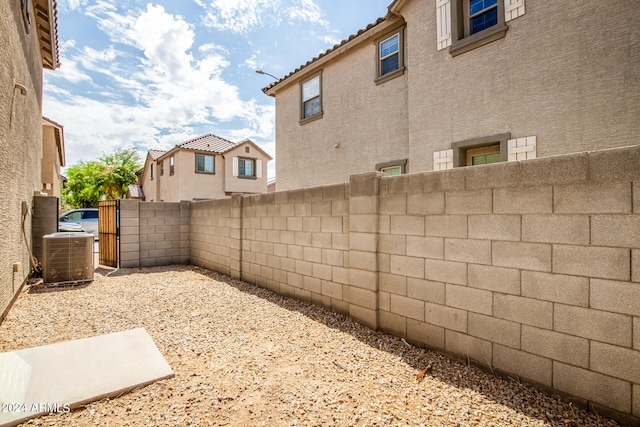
[101,148,141,199]
[62,160,105,208]
[62,148,142,208]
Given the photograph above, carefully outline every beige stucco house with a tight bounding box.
[136,134,272,202]
[264,0,640,191]
[41,116,66,198]
[1,0,59,321]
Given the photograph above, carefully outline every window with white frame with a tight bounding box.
[169,156,175,175]
[301,74,322,122]
[195,154,214,174]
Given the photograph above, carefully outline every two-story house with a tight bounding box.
[136,134,272,201]
[1,0,60,321]
[264,0,640,191]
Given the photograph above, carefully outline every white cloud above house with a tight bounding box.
[44,0,390,180]
[200,0,328,34]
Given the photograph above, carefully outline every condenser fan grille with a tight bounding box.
[42,232,94,284]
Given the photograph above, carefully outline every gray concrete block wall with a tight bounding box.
[190,196,241,279]
[132,145,639,424]
[239,184,352,318]
[119,200,189,268]
[372,145,640,423]
[119,199,140,268]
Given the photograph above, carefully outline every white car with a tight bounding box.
[58,221,85,232]
[59,209,99,236]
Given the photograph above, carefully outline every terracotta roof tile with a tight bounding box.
[176,133,237,153]
[149,149,166,160]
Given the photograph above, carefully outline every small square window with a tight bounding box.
[239,158,255,177]
[196,154,214,174]
[300,74,322,123]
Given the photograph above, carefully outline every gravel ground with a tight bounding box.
[0,265,618,427]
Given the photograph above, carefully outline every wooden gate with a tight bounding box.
[98,200,119,267]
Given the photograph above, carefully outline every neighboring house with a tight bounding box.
[41,116,66,198]
[1,0,60,321]
[136,134,272,202]
[263,0,640,191]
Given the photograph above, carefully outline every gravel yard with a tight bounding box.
[0,265,618,427]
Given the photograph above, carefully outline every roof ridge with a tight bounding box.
[177,133,237,148]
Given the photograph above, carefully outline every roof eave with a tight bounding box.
[156,146,180,162]
[387,0,407,14]
[222,139,273,161]
[263,15,403,97]
[35,0,60,70]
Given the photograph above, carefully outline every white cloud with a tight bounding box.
[201,0,327,33]
[45,2,275,170]
[242,53,260,72]
[321,34,342,48]
[60,0,88,13]
[85,1,137,46]
[288,0,324,24]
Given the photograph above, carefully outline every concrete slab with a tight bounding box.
[0,328,173,426]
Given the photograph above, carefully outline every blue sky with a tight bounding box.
[44,0,392,179]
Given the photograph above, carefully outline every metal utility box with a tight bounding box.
[42,232,94,284]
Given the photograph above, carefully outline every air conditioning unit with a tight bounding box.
[42,232,94,284]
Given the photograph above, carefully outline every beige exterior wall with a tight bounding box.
[0,1,49,320]
[142,145,269,202]
[403,0,640,172]
[270,0,640,191]
[273,17,409,191]
[139,154,158,202]
[224,142,270,194]
[41,123,63,197]
[157,150,226,201]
